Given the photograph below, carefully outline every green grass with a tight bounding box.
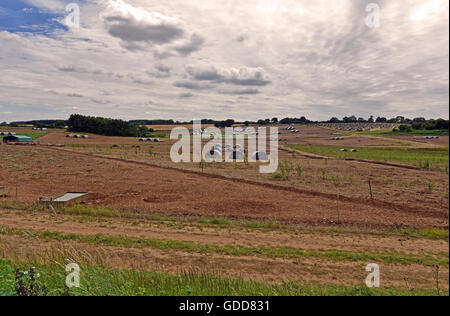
[1,202,448,240]
[0,131,47,141]
[0,259,445,296]
[347,129,449,136]
[289,144,449,170]
[1,226,447,267]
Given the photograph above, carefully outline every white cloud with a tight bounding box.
[102,0,204,57]
[0,0,448,122]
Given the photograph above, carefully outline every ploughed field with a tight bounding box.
[0,125,448,296]
[0,145,448,228]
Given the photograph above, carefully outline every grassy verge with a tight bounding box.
[0,259,444,296]
[288,144,449,170]
[1,202,448,240]
[347,129,449,136]
[1,226,447,267]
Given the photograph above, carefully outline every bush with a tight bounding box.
[398,125,413,132]
[412,119,449,131]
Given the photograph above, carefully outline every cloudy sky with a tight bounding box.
[0,0,448,122]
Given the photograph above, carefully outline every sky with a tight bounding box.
[0,0,448,122]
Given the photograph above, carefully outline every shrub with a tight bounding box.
[15,267,48,296]
[398,125,413,132]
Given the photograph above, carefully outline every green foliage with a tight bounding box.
[1,259,444,296]
[279,160,293,180]
[14,267,48,296]
[397,125,413,132]
[428,181,435,192]
[412,119,449,131]
[289,145,449,170]
[332,176,341,187]
[67,114,151,137]
[271,172,283,179]
[296,165,303,178]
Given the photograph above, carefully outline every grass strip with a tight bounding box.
[288,144,449,170]
[1,226,447,267]
[0,259,445,296]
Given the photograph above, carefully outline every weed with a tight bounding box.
[296,165,303,178]
[279,160,293,180]
[433,264,441,296]
[428,181,435,193]
[332,176,341,187]
[15,267,48,296]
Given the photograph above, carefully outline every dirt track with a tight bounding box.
[0,210,447,289]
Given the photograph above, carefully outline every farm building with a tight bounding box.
[2,135,33,144]
[251,151,269,161]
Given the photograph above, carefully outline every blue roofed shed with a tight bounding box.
[2,135,34,143]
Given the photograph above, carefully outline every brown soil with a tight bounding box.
[1,211,447,289]
[1,210,447,256]
[0,145,448,229]
[388,135,449,147]
[279,126,403,147]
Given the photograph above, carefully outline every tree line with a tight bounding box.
[67,114,151,137]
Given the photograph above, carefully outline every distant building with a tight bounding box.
[2,135,34,143]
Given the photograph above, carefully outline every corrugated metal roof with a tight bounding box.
[15,135,34,142]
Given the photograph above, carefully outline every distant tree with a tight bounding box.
[413,117,426,123]
[329,117,340,123]
[398,125,413,132]
[272,117,279,124]
[343,116,357,123]
[368,116,374,123]
[67,114,150,137]
[396,116,406,123]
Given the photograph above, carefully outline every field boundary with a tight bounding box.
[37,146,448,222]
[282,146,423,170]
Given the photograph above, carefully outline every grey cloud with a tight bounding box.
[185,64,272,86]
[235,35,247,43]
[173,80,212,90]
[219,88,260,95]
[173,33,205,56]
[104,13,184,45]
[155,64,171,73]
[90,98,111,104]
[179,92,194,98]
[67,93,84,98]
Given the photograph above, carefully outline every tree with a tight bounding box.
[67,114,150,137]
[329,117,340,123]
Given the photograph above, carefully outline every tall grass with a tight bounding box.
[1,226,447,267]
[0,259,445,296]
